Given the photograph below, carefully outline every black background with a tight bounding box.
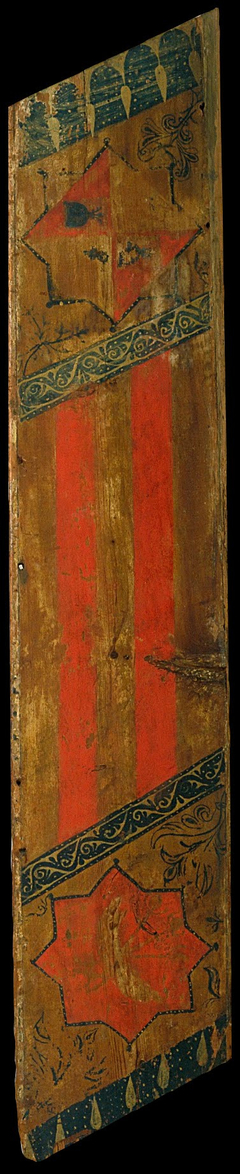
[1,2,237,1162]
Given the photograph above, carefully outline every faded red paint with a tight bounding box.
[56,399,97,840]
[110,228,197,323]
[131,353,177,795]
[27,148,111,239]
[159,229,196,268]
[112,236,153,322]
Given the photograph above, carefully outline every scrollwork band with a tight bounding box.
[22,747,225,905]
[19,294,211,420]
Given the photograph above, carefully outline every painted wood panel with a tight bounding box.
[9,10,230,1160]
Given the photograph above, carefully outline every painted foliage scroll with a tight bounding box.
[9,10,230,1161]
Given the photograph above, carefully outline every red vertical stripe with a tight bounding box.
[131,353,177,796]
[56,399,97,840]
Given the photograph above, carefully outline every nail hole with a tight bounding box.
[124,655,130,660]
[18,561,28,583]
[109,649,118,659]
[16,778,21,786]
[200,101,205,113]
[205,221,210,229]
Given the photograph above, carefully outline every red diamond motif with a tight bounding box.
[26,147,197,322]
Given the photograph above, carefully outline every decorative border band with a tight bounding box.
[19,24,202,170]
[27,1013,227,1160]
[19,294,211,420]
[21,747,225,906]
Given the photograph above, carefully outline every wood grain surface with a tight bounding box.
[9,9,230,1160]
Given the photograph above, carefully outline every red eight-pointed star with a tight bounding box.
[33,867,210,1041]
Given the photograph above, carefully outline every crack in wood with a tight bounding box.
[144,654,227,682]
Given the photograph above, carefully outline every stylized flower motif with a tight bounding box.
[33,866,210,1041]
[138,86,203,206]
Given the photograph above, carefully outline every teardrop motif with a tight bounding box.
[210,1024,220,1061]
[90,1095,102,1131]
[24,1136,36,1161]
[157,1054,170,1090]
[189,49,202,84]
[47,115,60,153]
[125,1075,137,1110]
[121,85,131,119]
[155,64,167,103]
[196,1031,208,1067]
[88,103,95,137]
[54,1114,65,1145]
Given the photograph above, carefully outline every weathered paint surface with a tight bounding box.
[9,10,230,1161]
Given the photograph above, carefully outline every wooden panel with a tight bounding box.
[9,10,230,1161]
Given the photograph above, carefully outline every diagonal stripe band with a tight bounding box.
[19,294,211,420]
[21,746,225,904]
